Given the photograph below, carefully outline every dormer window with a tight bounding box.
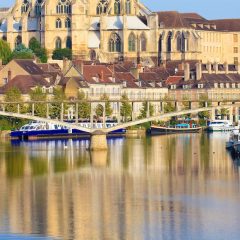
[232,83,236,88]
[214,83,218,88]
[226,83,230,88]
[198,84,204,89]
[170,85,176,90]
[220,83,224,88]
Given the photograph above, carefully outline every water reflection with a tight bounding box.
[0,133,240,240]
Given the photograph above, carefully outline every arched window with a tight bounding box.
[35,0,42,16]
[15,35,22,48]
[96,0,109,15]
[114,0,121,15]
[66,37,72,49]
[176,32,182,52]
[183,31,190,52]
[55,37,62,49]
[140,33,147,52]
[56,0,71,14]
[2,36,7,41]
[65,18,71,28]
[167,31,172,52]
[108,33,121,52]
[90,50,97,61]
[56,18,62,28]
[125,0,131,14]
[128,33,136,52]
[21,0,30,13]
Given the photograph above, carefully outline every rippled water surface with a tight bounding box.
[0,133,240,240]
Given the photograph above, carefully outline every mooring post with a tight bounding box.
[90,130,108,151]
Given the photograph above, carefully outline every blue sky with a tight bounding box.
[0,0,240,20]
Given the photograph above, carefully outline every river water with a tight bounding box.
[0,133,240,240]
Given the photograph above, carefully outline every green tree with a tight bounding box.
[139,101,154,119]
[95,93,113,117]
[11,44,34,60]
[29,86,47,117]
[218,108,229,119]
[198,94,211,120]
[4,87,24,113]
[77,91,90,119]
[164,102,175,113]
[50,87,66,119]
[0,39,12,64]
[52,48,72,60]
[29,38,48,63]
[120,93,132,122]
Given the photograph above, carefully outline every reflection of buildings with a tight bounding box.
[0,135,239,239]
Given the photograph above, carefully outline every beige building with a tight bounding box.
[0,1,240,66]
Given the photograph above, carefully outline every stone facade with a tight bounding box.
[1,1,240,66]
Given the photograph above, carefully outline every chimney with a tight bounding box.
[130,67,139,80]
[207,62,212,74]
[7,70,11,82]
[123,81,127,88]
[196,62,202,80]
[101,70,104,81]
[224,62,229,74]
[214,62,218,74]
[63,57,68,73]
[184,63,190,81]
[80,61,84,74]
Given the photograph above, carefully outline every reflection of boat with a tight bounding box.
[11,121,126,140]
[226,130,239,149]
[207,120,237,132]
[150,123,202,135]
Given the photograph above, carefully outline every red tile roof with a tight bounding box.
[166,76,183,85]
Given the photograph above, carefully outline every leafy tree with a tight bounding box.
[139,101,154,119]
[0,39,12,64]
[50,87,66,119]
[29,37,48,63]
[4,87,24,113]
[218,108,229,119]
[120,93,132,122]
[198,94,211,120]
[29,86,47,117]
[77,91,90,119]
[95,93,113,117]
[11,44,34,60]
[52,48,72,60]
[164,102,175,113]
